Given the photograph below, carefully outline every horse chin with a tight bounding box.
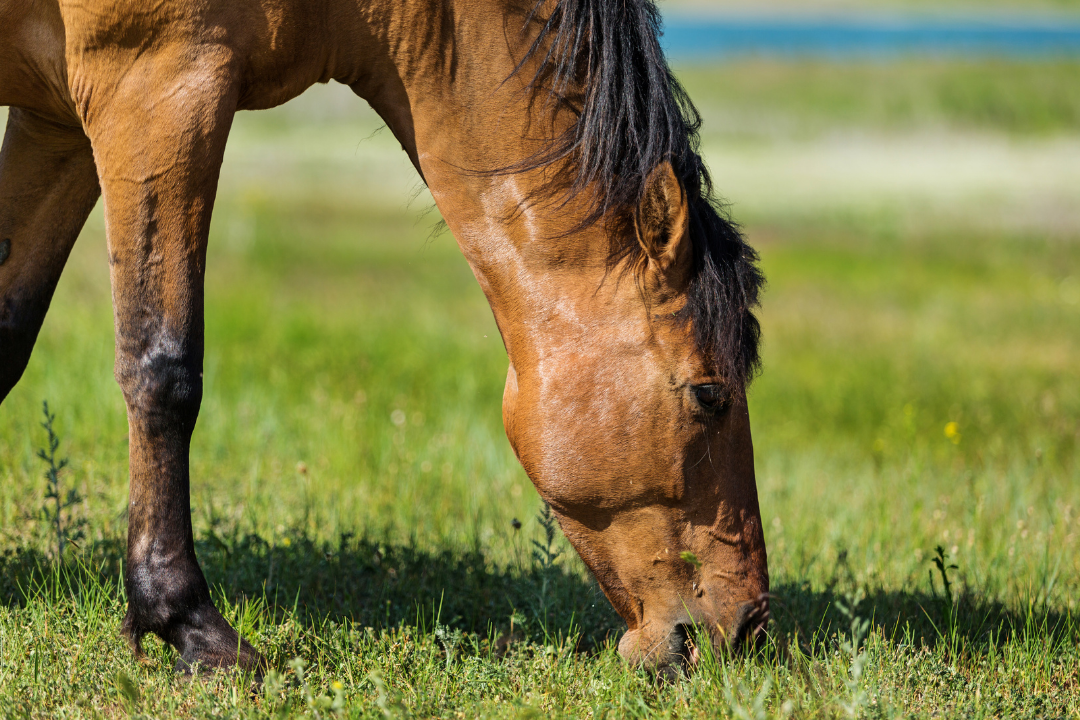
[617,625,692,678]
[616,593,771,678]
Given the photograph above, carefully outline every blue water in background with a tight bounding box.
[661,16,1080,61]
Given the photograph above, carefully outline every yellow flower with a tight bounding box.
[331,681,344,691]
[944,422,960,444]
[281,536,292,547]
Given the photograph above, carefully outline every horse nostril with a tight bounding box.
[655,623,696,680]
[731,594,771,651]
[669,623,692,661]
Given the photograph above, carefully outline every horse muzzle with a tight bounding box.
[617,593,771,677]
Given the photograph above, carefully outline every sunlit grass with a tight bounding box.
[1,59,1078,717]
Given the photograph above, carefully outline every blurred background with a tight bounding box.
[1,0,1078,651]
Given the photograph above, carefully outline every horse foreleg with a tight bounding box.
[81,58,263,675]
[0,109,100,401]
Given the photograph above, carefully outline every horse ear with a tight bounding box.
[635,162,690,279]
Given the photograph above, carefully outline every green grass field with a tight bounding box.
[1,58,1078,717]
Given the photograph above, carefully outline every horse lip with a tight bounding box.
[687,643,701,665]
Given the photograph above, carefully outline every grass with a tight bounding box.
[678,60,1080,139]
[1,58,1078,717]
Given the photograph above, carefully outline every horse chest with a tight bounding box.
[0,3,72,117]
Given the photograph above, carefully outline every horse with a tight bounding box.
[0,0,769,675]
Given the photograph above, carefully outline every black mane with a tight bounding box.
[514,0,765,387]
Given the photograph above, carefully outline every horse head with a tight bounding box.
[494,160,769,673]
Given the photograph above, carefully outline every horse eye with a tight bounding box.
[692,384,729,414]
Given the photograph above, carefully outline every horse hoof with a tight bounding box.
[173,622,266,682]
[121,603,267,681]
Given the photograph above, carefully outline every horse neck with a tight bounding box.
[345,0,618,362]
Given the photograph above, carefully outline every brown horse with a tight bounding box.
[0,0,768,675]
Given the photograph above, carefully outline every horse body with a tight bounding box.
[1,0,768,674]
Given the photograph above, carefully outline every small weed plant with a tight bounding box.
[530,502,562,625]
[36,401,85,560]
[927,544,963,657]
[836,589,870,718]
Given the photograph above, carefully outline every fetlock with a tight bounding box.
[123,553,265,676]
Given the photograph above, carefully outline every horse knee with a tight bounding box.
[114,336,202,432]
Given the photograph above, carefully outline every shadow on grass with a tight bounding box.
[1,532,1074,658]
[0,529,624,649]
[197,530,625,649]
[769,577,1077,657]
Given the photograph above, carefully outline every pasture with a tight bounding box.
[1,57,1078,717]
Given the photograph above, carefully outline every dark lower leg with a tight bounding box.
[118,372,261,672]
[110,228,264,676]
